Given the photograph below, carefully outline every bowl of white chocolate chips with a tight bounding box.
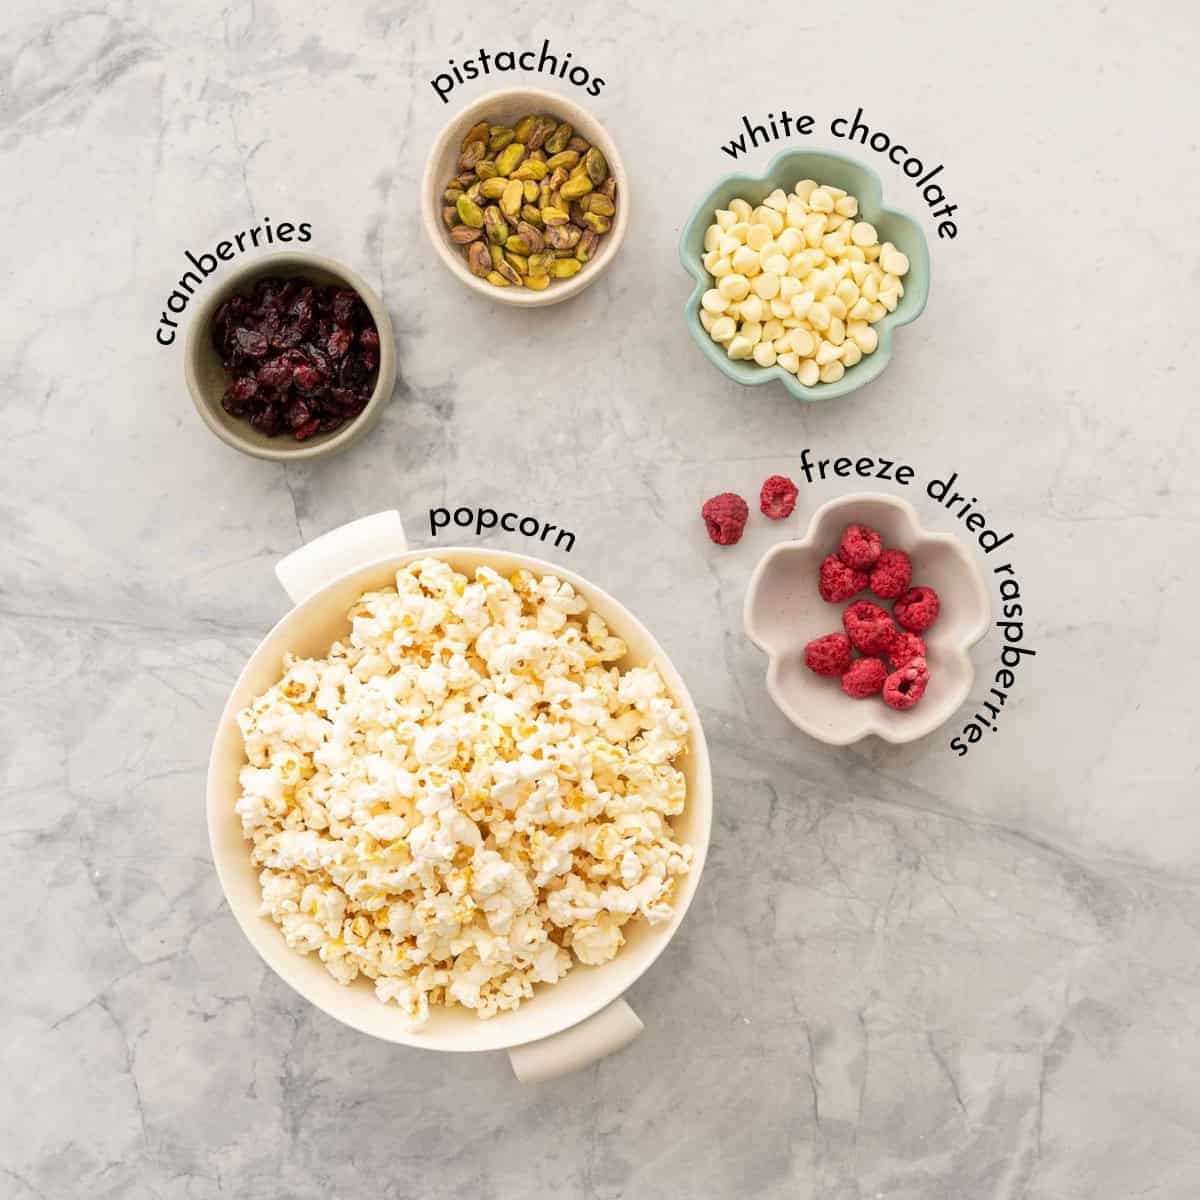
[680,148,930,400]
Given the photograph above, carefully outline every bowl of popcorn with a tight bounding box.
[744,493,989,744]
[206,512,710,1081]
[680,149,930,400]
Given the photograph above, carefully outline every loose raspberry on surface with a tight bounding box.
[818,555,868,603]
[804,633,853,677]
[838,524,883,570]
[841,657,888,699]
[842,599,896,656]
[894,586,941,633]
[882,657,931,711]
[869,548,912,600]
[701,492,750,545]
[887,630,927,671]
[760,474,799,520]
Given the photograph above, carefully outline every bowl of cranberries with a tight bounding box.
[185,253,395,460]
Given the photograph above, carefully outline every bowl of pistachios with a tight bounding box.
[422,87,628,306]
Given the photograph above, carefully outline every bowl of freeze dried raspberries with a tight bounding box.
[744,493,990,745]
[185,253,396,461]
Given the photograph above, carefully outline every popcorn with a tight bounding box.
[236,558,692,1027]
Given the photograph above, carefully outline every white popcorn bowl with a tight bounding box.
[206,512,711,1082]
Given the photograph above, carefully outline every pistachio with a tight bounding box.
[569,201,588,228]
[505,250,530,274]
[526,115,556,151]
[505,235,531,256]
[480,177,509,200]
[512,159,548,182]
[450,224,484,244]
[461,121,490,151]
[465,182,482,203]
[580,194,616,217]
[495,142,526,176]
[601,178,617,201]
[444,185,464,204]
[516,221,545,253]
[576,230,600,262]
[526,251,554,276]
[489,244,505,269]
[548,167,569,193]
[546,150,580,171]
[442,205,459,229]
[541,205,570,226]
[528,148,547,164]
[485,269,511,287]
[521,204,544,227]
[566,135,590,155]
[544,121,573,155]
[494,258,523,286]
[582,212,612,234]
[475,159,498,181]
[456,171,477,188]
[513,115,536,142]
[484,207,509,245]
[545,222,582,250]
[467,241,492,277]
[488,125,515,153]
[584,147,609,186]
[551,258,582,278]
[457,140,486,172]
[522,273,550,291]
[560,175,594,201]
[523,180,540,203]
[500,179,524,218]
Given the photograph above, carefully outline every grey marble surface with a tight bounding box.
[4,1,1200,1196]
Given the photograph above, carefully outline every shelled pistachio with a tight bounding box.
[441,111,618,290]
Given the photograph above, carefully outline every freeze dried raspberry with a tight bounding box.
[841,657,888,699]
[842,599,896,656]
[838,524,883,570]
[883,657,930,711]
[804,633,852,677]
[701,492,749,545]
[818,555,867,603]
[894,586,941,632]
[760,474,799,520]
[887,630,927,671]
[869,548,912,600]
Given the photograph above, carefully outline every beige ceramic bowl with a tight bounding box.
[421,87,629,306]
[744,493,991,745]
[207,513,711,1081]
[185,252,396,462]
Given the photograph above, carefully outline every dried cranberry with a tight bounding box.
[292,363,326,394]
[235,327,268,358]
[359,345,379,372]
[339,352,368,388]
[294,416,322,441]
[285,399,312,430]
[358,327,380,352]
[326,326,353,359]
[256,359,292,390]
[249,403,281,436]
[318,413,345,432]
[331,288,358,326]
[222,375,258,413]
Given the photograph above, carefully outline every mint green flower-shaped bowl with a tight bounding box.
[679,148,930,402]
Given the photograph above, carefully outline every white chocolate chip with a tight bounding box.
[753,342,777,367]
[797,359,820,386]
[701,289,728,314]
[718,273,751,301]
[711,315,737,343]
[752,271,781,300]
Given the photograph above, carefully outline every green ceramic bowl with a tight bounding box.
[679,148,930,402]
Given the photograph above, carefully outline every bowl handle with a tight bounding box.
[275,511,408,605]
[507,998,643,1083]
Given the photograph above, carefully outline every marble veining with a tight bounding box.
[3,0,1199,1196]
